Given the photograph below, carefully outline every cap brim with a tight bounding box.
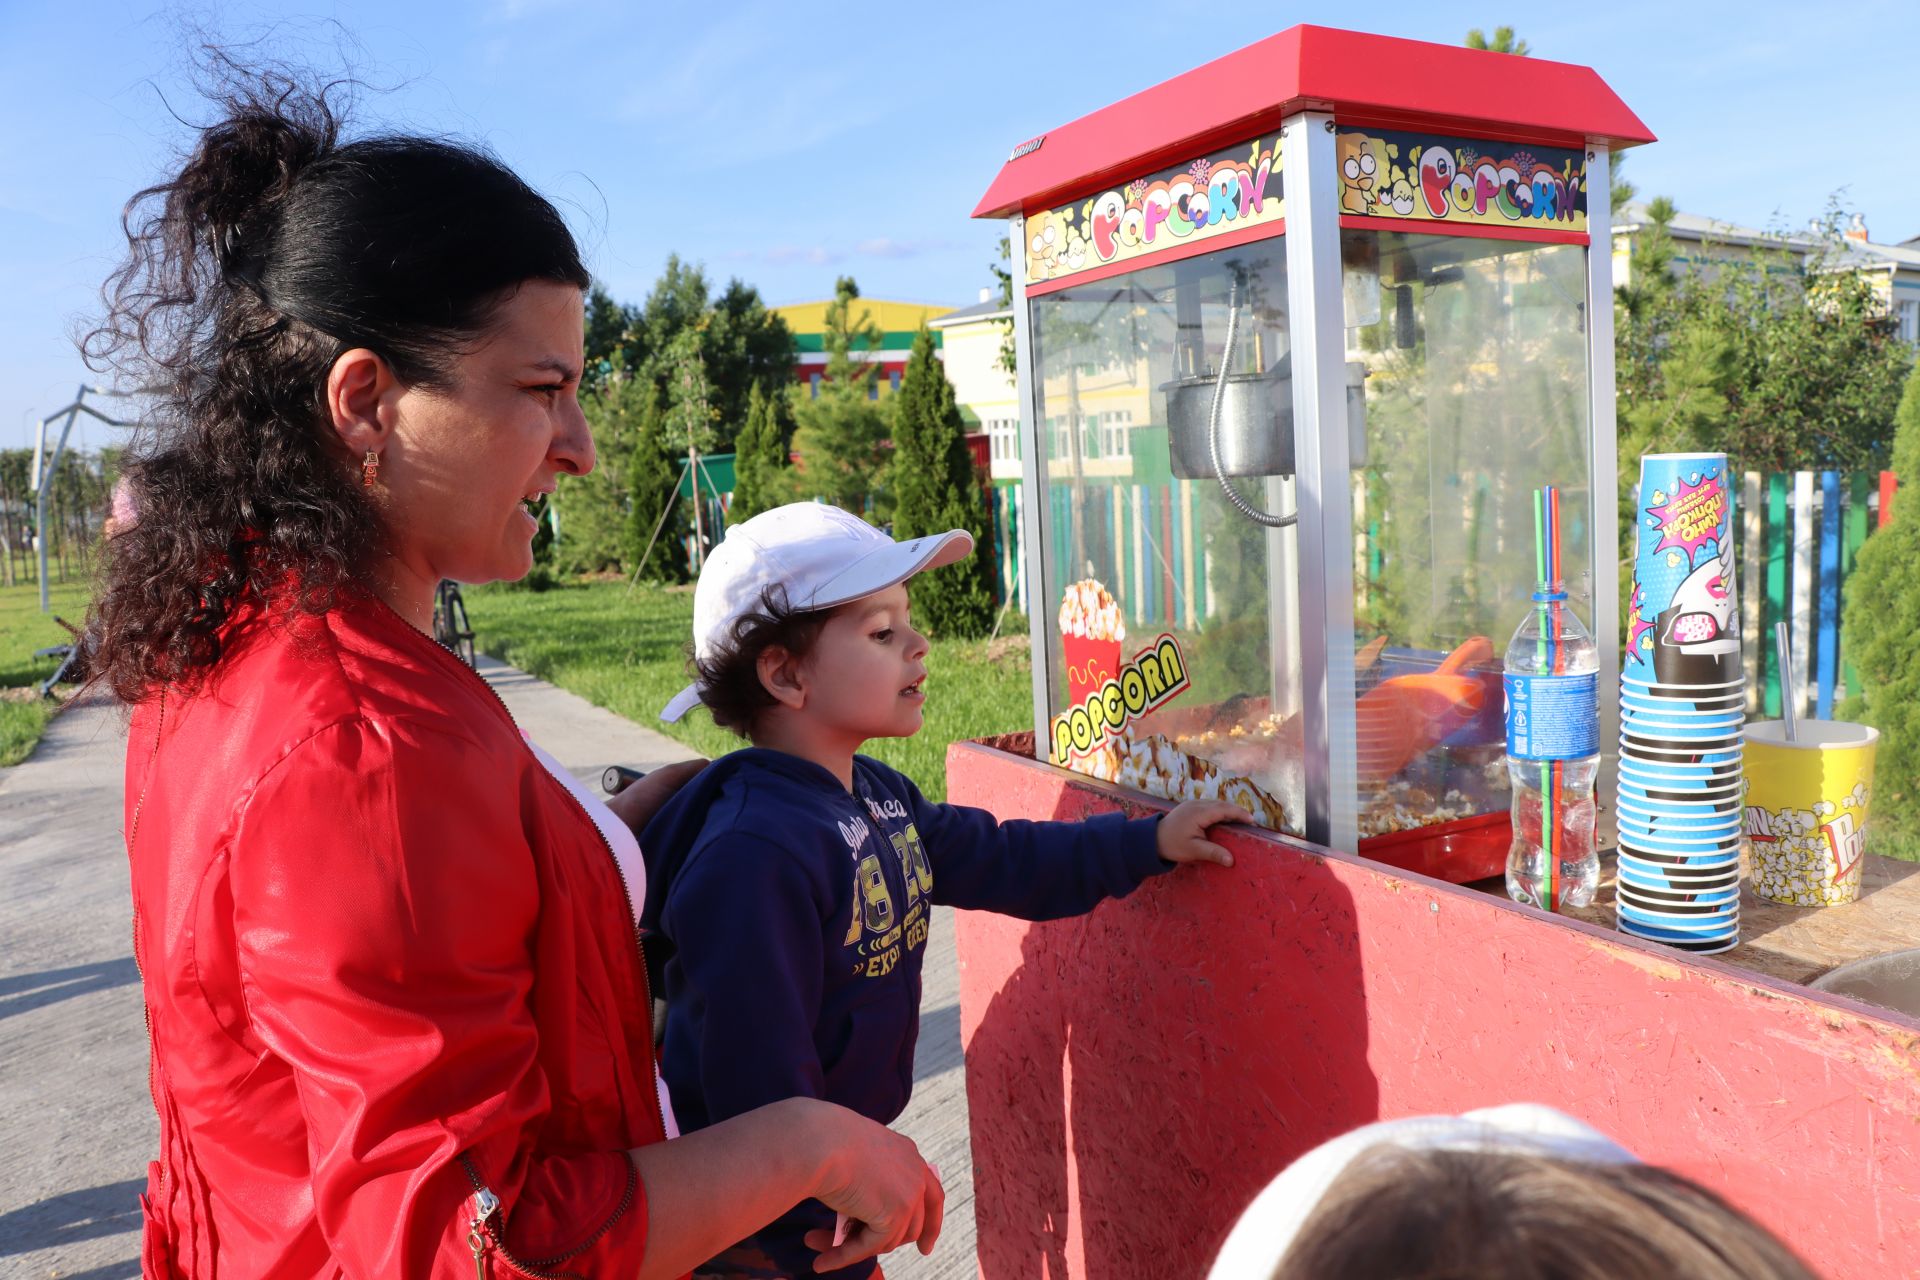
[660,682,703,723]
[807,528,974,611]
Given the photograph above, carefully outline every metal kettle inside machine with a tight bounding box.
[1161,259,1368,527]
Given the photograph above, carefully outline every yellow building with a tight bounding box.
[928,293,1020,480]
[771,297,953,401]
[1613,204,1920,345]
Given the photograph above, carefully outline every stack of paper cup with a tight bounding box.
[1617,453,1743,954]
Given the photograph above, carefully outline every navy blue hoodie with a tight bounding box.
[640,747,1168,1278]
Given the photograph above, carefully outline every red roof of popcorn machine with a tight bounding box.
[973,25,1655,219]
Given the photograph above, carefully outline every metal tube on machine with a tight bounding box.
[1281,113,1361,853]
[1583,144,1622,852]
[1009,214,1056,760]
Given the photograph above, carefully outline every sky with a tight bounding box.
[3,0,1917,451]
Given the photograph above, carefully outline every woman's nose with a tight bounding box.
[553,394,595,476]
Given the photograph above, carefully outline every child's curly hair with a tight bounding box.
[692,585,834,738]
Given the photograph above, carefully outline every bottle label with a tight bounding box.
[1504,672,1599,760]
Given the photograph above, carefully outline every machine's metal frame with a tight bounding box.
[1008,213,1055,758]
[1281,112,1362,853]
[1007,116,1619,853]
[1584,144,1623,848]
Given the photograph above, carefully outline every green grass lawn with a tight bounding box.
[0,580,93,766]
[468,579,1034,804]
[0,580,92,686]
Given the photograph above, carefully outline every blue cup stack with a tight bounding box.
[1617,453,1743,955]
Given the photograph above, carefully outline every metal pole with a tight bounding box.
[1281,112,1361,853]
[1007,214,1056,760]
[1584,144,1622,854]
[30,386,140,612]
[37,393,82,614]
[689,444,706,571]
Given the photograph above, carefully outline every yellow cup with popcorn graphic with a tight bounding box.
[1744,720,1878,908]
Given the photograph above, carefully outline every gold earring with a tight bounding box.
[361,449,379,490]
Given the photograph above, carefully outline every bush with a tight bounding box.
[891,326,997,638]
[1841,356,1920,848]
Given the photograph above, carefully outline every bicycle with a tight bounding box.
[431,580,477,669]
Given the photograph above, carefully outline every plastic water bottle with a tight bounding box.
[1503,578,1601,912]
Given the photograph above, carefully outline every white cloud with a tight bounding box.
[719,238,961,267]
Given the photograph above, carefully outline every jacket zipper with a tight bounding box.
[458,1151,636,1279]
[127,692,168,1201]
[393,603,668,1268]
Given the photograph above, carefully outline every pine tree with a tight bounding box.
[1464,25,1529,55]
[1841,357,1920,840]
[617,378,690,584]
[789,277,890,517]
[728,381,790,527]
[890,325,997,637]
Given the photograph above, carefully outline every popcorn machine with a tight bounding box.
[977,25,1654,870]
[948,36,1920,1280]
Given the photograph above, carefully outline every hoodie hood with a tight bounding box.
[639,748,848,942]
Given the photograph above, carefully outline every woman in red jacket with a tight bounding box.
[86,66,942,1279]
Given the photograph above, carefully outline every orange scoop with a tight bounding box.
[1355,636,1494,785]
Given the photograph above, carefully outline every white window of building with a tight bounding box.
[1898,299,1920,346]
[987,417,1020,462]
[1101,410,1134,458]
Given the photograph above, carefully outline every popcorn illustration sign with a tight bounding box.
[1334,128,1587,232]
[1024,136,1284,288]
[1051,579,1190,762]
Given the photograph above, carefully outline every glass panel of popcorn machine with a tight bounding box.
[1031,240,1304,835]
[1344,228,1592,841]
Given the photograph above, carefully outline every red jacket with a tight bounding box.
[126,592,668,1278]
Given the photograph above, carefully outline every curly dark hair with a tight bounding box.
[84,55,590,703]
[692,586,835,738]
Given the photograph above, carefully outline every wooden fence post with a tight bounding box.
[1742,472,1763,706]
[1764,474,1789,718]
[1841,473,1872,702]
[1816,471,1841,719]
[1790,472,1816,720]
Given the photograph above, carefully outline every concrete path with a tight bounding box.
[0,656,977,1280]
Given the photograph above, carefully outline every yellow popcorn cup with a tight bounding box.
[1744,720,1878,908]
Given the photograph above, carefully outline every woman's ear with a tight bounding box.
[757,646,808,713]
[325,347,401,459]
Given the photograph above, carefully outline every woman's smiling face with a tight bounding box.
[378,280,592,594]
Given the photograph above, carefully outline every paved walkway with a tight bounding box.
[0,657,976,1280]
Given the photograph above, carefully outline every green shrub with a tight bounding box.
[1842,356,1920,853]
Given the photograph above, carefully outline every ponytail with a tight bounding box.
[84,56,588,702]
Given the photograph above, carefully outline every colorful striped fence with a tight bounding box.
[991,477,1215,633]
[987,466,1900,722]
[1738,470,1898,720]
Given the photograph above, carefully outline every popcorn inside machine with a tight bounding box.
[979,26,1654,873]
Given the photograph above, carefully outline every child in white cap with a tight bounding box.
[643,502,1244,1279]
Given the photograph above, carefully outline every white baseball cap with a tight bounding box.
[660,501,973,722]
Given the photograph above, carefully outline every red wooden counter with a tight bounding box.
[948,737,1920,1279]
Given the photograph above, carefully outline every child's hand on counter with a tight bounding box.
[1157,800,1248,868]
